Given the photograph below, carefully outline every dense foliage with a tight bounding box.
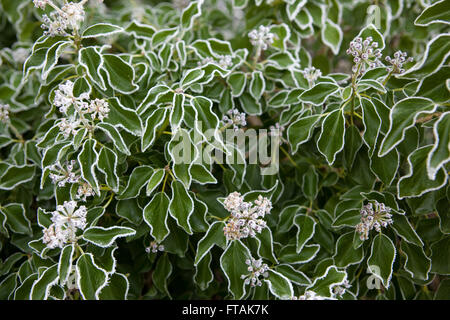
[0,0,449,300]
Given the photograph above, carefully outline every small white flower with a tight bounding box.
[33,0,49,10]
[41,12,69,37]
[87,98,110,121]
[355,201,393,241]
[61,2,86,30]
[54,80,75,114]
[385,50,413,74]
[146,241,164,253]
[222,108,247,131]
[223,192,272,241]
[302,67,322,87]
[346,36,382,77]
[49,160,80,187]
[0,103,10,123]
[240,257,269,287]
[76,182,95,202]
[58,117,80,138]
[248,25,275,51]
[294,290,328,300]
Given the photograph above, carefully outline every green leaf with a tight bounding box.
[427,112,450,180]
[254,227,278,264]
[194,251,214,291]
[220,240,251,299]
[307,265,347,298]
[180,68,205,88]
[264,269,293,299]
[30,265,59,300]
[274,264,311,286]
[82,23,123,38]
[379,97,436,157]
[117,165,154,200]
[168,180,194,234]
[102,54,138,94]
[181,0,203,30]
[143,192,170,243]
[398,145,448,199]
[125,21,156,40]
[0,164,35,190]
[83,226,136,247]
[344,124,363,170]
[287,114,321,153]
[299,82,339,105]
[58,244,75,286]
[357,24,385,50]
[403,34,450,78]
[0,203,32,235]
[414,0,450,26]
[76,253,109,300]
[141,108,168,152]
[360,97,381,156]
[190,164,217,184]
[105,97,142,136]
[279,244,320,264]
[401,242,431,281]
[194,221,227,265]
[227,72,247,97]
[151,27,178,48]
[294,214,316,253]
[152,254,172,298]
[430,237,450,275]
[367,234,396,288]
[317,108,345,165]
[170,93,185,130]
[97,146,120,192]
[96,122,130,155]
[146,168,165,196]
[98,273,129,300]
[333,232,364,267]
[321,19,342,54]
[391,214,423,247]
[41,41,72,80]
[249,71,265,100]
[77,139,100,194]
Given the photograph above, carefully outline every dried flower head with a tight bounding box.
[355,201,393,241]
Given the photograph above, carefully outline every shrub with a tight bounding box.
[0,0,448,300]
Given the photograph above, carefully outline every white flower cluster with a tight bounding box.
[385,50,413,74]
[35,0,87,37]
[332,279,351,298]
[145,241,165,253]
[355,201,393,241]
[199,55,233,69]
[0,103,10,123]
[49,160,80,187]
[222,108,247,131]
[292,290,327,300]
[248,25,275,51]
[240,257,269,287]
[223,192,272,241]
[54,80,109,137]
[42,200,87,249]
[76,182,95,202]
[269,122,287,145]
[346,36,382,77]
[302,67,322,87]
